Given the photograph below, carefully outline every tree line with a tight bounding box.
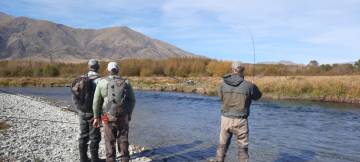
[0,58,359,77]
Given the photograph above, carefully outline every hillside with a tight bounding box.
[0,12,197,62]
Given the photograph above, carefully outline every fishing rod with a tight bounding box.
[242,25,256,82]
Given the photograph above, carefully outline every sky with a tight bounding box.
[0,0,359,64]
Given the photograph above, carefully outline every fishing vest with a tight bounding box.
[220,81,253,118]
[104,76,129,120]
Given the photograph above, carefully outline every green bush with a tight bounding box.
[43,65,60,77]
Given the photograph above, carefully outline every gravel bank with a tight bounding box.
[0,93,152,162]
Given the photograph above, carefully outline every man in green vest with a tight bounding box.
[92,62,135,162]
[215,62,262,162]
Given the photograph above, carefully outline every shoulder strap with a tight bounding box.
[89,75,100,80]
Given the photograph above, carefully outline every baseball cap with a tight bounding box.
[107,62,119,72]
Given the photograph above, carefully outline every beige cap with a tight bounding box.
[107,62,119,72]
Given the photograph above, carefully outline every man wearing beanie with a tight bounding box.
[92,62,136,162]
[72,59,102,162]
[215,61,262,162]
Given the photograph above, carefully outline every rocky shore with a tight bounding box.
[0,93,152,162]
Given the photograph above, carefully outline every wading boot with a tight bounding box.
[215,144,228,162]
[119,141,130,162]
[238,147,249,162]
[90,142,100,162]
[90,149,99,162]
[79,143,91,162]
[120,157,130,162]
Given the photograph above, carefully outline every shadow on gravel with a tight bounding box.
[0,120,11,130]
[132,140,217,162]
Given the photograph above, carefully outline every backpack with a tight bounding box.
[104,76,129,119]
[71,74,99,112]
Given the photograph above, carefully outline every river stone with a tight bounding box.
[0,93,152,162]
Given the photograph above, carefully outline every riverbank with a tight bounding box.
[1,75,359,104]
[0,92,152,162]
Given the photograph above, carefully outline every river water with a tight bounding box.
[1,87,360,162]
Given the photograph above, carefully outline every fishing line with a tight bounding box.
[242,25,256,82]
[233,25,256,81]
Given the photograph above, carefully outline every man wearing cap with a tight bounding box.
[92,62,136,162]
[215,62,262,162]
[77,59,102,162]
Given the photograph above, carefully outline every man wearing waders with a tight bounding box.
[92,62,136,162]
[215,62,262,162]
[71,59,102,162]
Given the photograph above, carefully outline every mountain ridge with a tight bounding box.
[257,60,300,65]
[0,12,198,62]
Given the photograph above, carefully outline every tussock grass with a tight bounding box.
[0,77,72,87]
[255,76,360,103]
[129,76,360,104]
[129,77,222,95]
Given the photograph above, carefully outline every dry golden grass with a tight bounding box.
[0,77,72,87]
[254,76,360,103]
[129,76,222,95]
[129,75,360,103]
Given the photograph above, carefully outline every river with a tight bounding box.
[1,87,360,162]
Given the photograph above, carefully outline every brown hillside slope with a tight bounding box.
[0,12,198,62]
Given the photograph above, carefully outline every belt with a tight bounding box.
[237,115,248,119]
[222,114,248,119]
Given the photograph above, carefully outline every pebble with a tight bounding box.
[0,93,152,162]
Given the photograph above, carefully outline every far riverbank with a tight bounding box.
[0,75,359,104]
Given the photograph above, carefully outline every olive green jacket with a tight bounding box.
[92,75,136,118]
[219,74,262,118]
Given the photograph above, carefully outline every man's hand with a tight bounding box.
[93,118,101,128]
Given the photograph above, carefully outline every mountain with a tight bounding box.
[0,12,198,62]
[258,60,300,65]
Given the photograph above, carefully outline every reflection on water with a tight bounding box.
[1,87,360,162]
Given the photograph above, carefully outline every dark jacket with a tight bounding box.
[73,71,101,114]
[219,74,262,118]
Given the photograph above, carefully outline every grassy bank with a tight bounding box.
[1,76,359,104]
[256,76,360,104]
[130,76,360,104]
[0,77,72,87]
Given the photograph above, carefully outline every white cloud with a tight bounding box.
[157,0,360,63]
[1,0,360,63]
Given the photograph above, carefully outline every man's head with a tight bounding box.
[88,59,100,72]
[232,61,245,75]
[107,62,120,75]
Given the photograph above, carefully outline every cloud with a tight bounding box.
[0,0,359,63]
[158,0,360,63]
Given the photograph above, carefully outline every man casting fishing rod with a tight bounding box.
[214,61,262,162]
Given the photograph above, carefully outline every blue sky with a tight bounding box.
[0,0,359,64]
